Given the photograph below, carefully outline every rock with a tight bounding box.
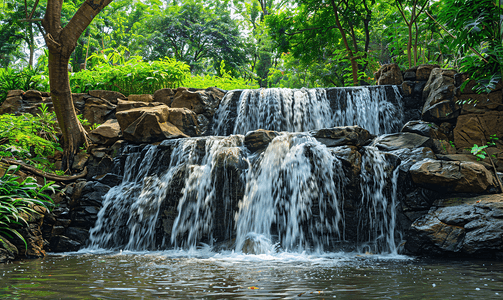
[458,90,503,115]
[453,112,503,149]
[72,152,90,170]
[431,139,457,155]
[117,106,188,143]
[116,99,164,112]
[374,63,403,85]
[421,68,460,122]
[79,181,111,207]
[128,94,154,102]
[330,146,362,187]
[171,89,207,114]
[88,90,126,104]
[0,235,18,263]
[83,97,116,129]
[416,64,440,81]
[89,119,122,146]
[401,120,449,140]
[409,159,496,193]
[403,71,416,81]
[50,235,81,252]
[436,153,493,170]
[244,129,279,152]
[372,132,433,151]
[24,89,42,100]
[167,108,199,137]
[7,90,23,97]
[388,147,436,172]
[406,194,503,255]
[311,126,373,148]
[153,88,175,106]
[0,95,23,115]
[214,147,247,169]
[96,173,123,187]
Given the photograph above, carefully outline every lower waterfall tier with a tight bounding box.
[88,127,401,254]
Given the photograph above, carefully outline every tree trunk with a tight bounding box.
[42,0,113,170]
[407,25,413,68]
[47,49,87,170]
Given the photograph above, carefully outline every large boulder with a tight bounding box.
[374,63,403,85]
[421,68,460,122]
[416,64,440,81]
[406,194,503,256]
[372,132,433,151]
[83,97,116,128]
[453,111,503,149]
[311,125,373,148]
[116,106,187,143]
[128,94,154,102]
[153,88,175,106]
[171,89,207,114]
[0,235,18,263]
[409,159,496,193]
[167,108,199,137]
[244,129,279,152]
[116,99,163,112]
[401,120,449,140]
[89,119,122,146]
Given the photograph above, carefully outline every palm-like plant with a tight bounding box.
[0,165,58,249]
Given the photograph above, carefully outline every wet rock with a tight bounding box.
[312,125,372,148]
[458,90,503,115]
[86,156,114,180]
[403,71,416,81]
[330,145,362,189]
[244,129,279,152]
[96,173,123,187]
[431,139,457,155]
[50,235,81,252]
[88,90,126,104]
[214,147,247,169]
[406,194,503,255]
[409,159,496,193]
[79,181,111,206]
[374,63,403,85]
[153,88,175,106]
[167,108,199,137]
[128,94,154,102]
[372,132,433,151]
[89,119,122,146]
[64,227,89,244]
[388,147,436,172]
[401,120,448,140]
[0,235,18,263]
[422,68,460,122]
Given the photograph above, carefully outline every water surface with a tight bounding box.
[1,250,502,299]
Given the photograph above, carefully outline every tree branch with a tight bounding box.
[42,0,63,36]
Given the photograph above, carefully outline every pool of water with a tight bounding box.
[1,250,502,299]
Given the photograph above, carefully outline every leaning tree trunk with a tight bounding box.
[42,0,113,171]
[47,49,87,170]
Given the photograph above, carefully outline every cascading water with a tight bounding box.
[213,86,403,136]
[235,133,346,253]
[357,146,400,254]
[88,86,403,255]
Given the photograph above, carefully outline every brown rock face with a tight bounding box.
[88,90,126,104]
[0,94,23,115]
[421,68,460,122]
[83,97,116,129]
[116,106,187,143]
[89,119,122,146]
[416,64,440,81]
[128,94,154,102]
[409,159,496,193]
[312,125,373,148]
[458,90,503,115]
[374,63,403,85]
[171,90,207,114]
[453,111,503,149]
[116,99,164,112]
[244,129,280,152]
[167,108,200,137]
[153,88,175,106]
[401,120,448,141]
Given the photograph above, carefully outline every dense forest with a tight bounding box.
[0,0,501,95]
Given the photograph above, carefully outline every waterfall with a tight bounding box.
[357,147,400,254]
[213,86,403,136]
[234,133,346,252]
[87,85,403,254]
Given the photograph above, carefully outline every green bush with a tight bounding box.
[0,165,58,249]
[70,49,191,95]
[0,68,48,105]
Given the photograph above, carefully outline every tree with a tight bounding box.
[40,0,113,170]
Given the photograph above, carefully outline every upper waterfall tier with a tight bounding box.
[213,86,403,136]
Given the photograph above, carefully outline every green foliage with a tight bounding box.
[0,67,48,104]
[0,105,62,173]
[437,0,502,93]
[470,134,499,160]
[0,165,58,249]
[186,61,259,90]
[70,49,190,95]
